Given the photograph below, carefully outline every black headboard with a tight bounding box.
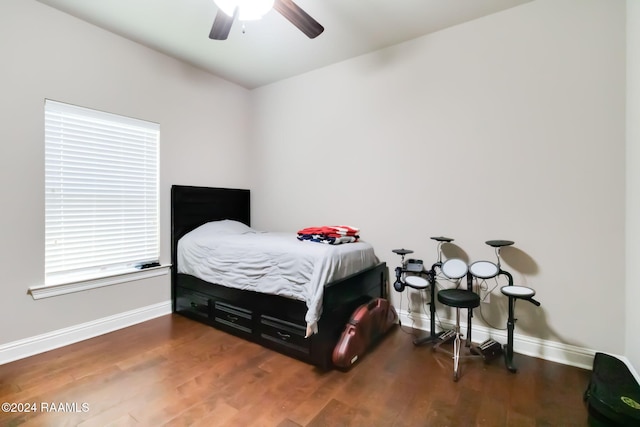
[170,185,250,281]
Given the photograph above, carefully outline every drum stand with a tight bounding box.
[484,240,541,373]
[412,266,444,346]
[392,248,444,346]
[499,269,540,372]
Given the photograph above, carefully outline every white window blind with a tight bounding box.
[45,100,159,286]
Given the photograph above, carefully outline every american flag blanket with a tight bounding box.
[297,225,360,244]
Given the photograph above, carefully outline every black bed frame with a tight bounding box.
[171,185,388,370]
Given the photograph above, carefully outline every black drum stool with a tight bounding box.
[436,288,481,381]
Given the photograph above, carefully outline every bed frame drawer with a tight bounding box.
[213,301,253,335]
[175,287,211,321]
[260,315,310,356]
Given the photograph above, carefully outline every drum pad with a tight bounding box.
[332,298,398,369]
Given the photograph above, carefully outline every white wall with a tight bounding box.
[626,0,640,373]
[0,0,251,345]
[250,0,626,360]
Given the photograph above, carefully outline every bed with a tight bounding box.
[171,185,388,370]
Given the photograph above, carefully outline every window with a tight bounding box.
[44,100,159,286]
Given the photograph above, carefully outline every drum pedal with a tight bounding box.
[478,338,503,361]
[439,329,456,342]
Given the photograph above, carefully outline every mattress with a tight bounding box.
[177,220,378,335]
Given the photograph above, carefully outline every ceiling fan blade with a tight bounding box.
[209,8,236,40]
[273,0,324,39]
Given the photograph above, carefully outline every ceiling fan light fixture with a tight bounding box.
[214,0,275,21]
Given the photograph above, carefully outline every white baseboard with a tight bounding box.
[398,309,598,370]
[0,301,172,365]
[399,310,640,383]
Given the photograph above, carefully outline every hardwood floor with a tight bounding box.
[0,314,591,426]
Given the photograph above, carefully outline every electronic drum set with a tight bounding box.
[392,236,540,375]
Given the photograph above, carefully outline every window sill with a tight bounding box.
[28,265,171,300]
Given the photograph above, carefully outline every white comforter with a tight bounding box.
[177,220,378,335]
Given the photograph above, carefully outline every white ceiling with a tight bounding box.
[36,0,533,89]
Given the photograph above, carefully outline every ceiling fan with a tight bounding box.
[209,0,324,40]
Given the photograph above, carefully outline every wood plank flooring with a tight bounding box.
[0,314,591,426]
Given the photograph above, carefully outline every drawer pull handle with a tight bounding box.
[226,315,239,322]
[277,332,291,340]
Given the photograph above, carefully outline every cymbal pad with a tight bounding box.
[430,236,454,242]
[486,240,514,247]
[392,248,414,255]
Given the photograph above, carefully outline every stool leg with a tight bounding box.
[453,307,461,381]
[504,296,517,373]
